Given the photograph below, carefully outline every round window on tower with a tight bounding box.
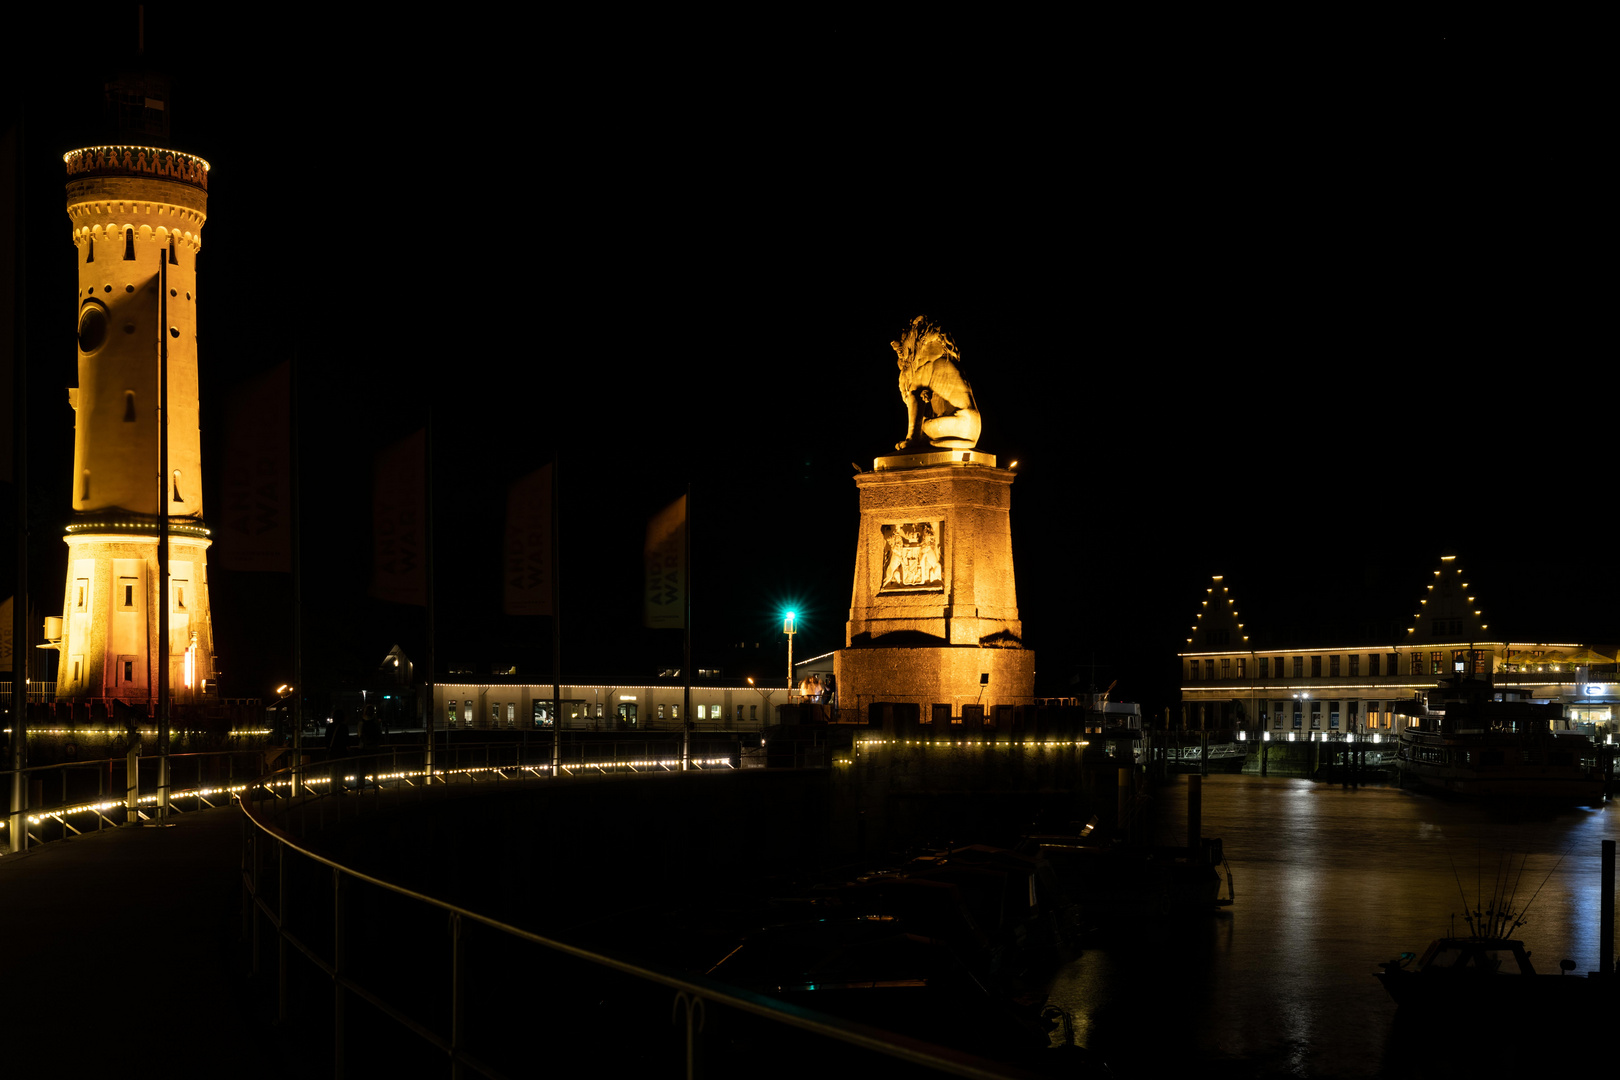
[78,301,108,354]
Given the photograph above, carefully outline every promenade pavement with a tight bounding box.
[0,803,283,1077]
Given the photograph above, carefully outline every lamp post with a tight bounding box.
[783,611,797,694]
[747,676,772,722]
[272,683,299,790]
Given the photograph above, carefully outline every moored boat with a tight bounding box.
[1394,674,1604,802]
[1376,851,1610,1023]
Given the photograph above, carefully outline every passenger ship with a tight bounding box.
[1395,675,1604,802]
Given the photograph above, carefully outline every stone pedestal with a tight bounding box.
[835,451,1035,722]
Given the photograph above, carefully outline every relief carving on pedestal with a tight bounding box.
[892,316,982,450]
[879,521,944,592]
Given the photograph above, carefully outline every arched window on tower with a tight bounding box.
[168,236,178,265]
[124,390,136,422]
[124,228,136,260]
[86,236,94,263]
[172,469,184,502]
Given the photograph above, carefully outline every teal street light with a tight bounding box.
[783,610,797,692]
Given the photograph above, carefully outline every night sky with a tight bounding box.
[5,11,1608,720]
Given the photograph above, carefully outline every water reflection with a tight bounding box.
[1042,775,1614,1077]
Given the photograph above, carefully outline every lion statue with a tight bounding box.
[891,315,981,450]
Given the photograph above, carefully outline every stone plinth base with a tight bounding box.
[835,645,1035,722]
[873,448,997,471]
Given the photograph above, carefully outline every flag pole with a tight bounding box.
[8,113,29,852]
[550,456,562,777]
[424,410,436,784]
[682,482,691,772]
[290,351,303,793]
[156,252,170,822]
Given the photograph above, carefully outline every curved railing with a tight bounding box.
[237,762,1034,1079]
[1,735,753,853]
[1,748,267,848]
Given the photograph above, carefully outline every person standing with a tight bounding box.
[327,707,352,791]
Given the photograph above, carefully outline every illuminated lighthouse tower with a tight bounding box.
[55,69,215,705]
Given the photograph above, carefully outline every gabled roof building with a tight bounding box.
[1178,558,1616,739]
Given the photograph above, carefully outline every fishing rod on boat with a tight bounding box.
[1514,850,1568,934]
[1450,851,1479,937]
[1448,848,1567,940]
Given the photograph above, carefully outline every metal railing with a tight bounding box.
[238,759,1035,1078]
[1,748,269,848]
[0,733,762,854]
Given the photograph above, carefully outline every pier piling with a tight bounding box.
[1603,839,1614,977]
[1187,774,1202,854]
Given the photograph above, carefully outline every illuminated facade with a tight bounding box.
[430,680,788,731]
[1179,559,1616,737]
[53,95,216,703]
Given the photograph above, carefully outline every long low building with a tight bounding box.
[1179,558,1616,738]
[430,678,792,732]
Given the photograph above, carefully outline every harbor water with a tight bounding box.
[1042,773,1617,1078]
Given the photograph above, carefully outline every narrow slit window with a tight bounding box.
[123,228,135,260]
[124,390,136,421]
[81,469,90,501]
[123,659,134,683]
[168,236,178,265]
[172,469,183,501]
[86,236,94,263]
